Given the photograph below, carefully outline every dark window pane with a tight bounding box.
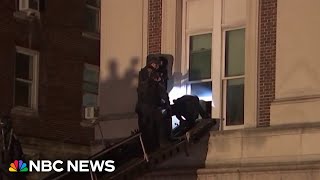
[83,82,98,93]
[85,7,99,32]
[15,81,31,107]
[191,82,212,102]
[226,78,244,126]
[16,52,33,80]
[189,50,211,81]
[189,34,212,81]
[29,0,39,10]
[190,34,212,52]
[84,68,99,83]
[225,29,245,77]
[83,93,98,106]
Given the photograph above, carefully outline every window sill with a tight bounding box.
[13,11,40,21]
[82,32,100,40]
[11,106,39,118]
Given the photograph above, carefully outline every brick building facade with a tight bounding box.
[0,0,100,161]
[257,0,277,127]
[0,0,318,179]
[148,0,162,54]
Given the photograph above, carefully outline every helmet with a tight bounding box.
[0,114,12,129]
[147,56,160,65]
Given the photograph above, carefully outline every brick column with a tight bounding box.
[258,0,277,127]
[148,0,162,54]
[0,0,15,113]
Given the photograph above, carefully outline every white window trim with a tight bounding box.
[185,32,213,96]
[84,63,99,72]
[15,46,39,111]
[221,27,246,130]
[176,0,259,130]
[19,0,40,11]
[181,0,216,114]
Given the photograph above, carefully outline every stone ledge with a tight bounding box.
[11,106,39,118]
[273,94,320,105]
[206,122,320,168]
[199,160,320,174]
[210,122,320,138]
[143,161,320,176]
[13,11,40,21]
[82,32,100,40]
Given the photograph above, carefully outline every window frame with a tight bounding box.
[85,0,101,34]
[18,0,40,11]
[186,32,213,98]
[179,0,259,130]
[82,63,99,107]
[222,27,246,130]
[14,46,39,111]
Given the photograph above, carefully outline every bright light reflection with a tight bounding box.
[172,116,180,129]
[168,86,186,104]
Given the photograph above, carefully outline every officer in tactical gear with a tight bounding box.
[0,114,26,180]
[135,56,160,128]
[135,57,170,152]
[171,95,210,136]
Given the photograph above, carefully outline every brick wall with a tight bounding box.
[0,0,15,114]
[258,0,277,127]
[0,0,100,145]
[148,0,162,53]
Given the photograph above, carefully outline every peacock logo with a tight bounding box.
[9,160,28,172]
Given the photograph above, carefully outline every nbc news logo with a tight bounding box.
[8,159,115,173]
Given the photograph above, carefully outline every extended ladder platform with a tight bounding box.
[42,118,219,180]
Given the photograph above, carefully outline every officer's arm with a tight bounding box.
[198,103,209,119]
[176,115,184,122]
[138,69,153,87]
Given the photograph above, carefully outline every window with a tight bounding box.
[18,0,40,11]
[85,0,100,33]
[223,28,245,128]
[14,47,39,110]
[83,64,99,107]
[188,33,212,117]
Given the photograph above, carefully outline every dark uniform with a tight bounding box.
[135,65,157,130]
[171,95,209,129]
[135,58,171,152]
[136,64,160,151]
[0,115,26,180]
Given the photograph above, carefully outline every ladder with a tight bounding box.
[42,118,218,180]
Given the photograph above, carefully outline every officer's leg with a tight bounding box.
[151,116,160,150]
[140,105,152,152]
[137,112,145,134]
[154,109,170,148]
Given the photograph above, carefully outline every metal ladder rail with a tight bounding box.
[44,118,218,180]
[105,118,218,180]
[107,140,187,180]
